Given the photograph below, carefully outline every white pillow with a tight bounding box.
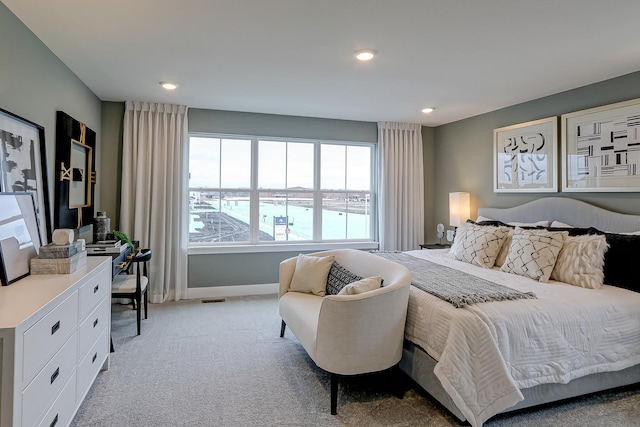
[550,234,608,289]
[551,221,573,228]
[451,223,510,268]
[500,228,568,282]
[475,215,493,222]
[337,276,382,295]
[289,253,335,296]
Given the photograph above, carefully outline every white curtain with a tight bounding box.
[120,101,189,303]
[377,122,424,251]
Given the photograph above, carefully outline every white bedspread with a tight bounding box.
[403,249,640,427]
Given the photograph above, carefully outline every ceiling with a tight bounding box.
[4,0,640,126]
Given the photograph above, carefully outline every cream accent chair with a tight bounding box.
[278,249,411,414]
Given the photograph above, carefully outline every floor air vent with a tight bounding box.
[201,298,226,304]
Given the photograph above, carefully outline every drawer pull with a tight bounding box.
[50,367,60,384]
[92,352,98,364]
[50,414,59,427]
[117,261,127,269]
[93,318,99,328]
[51,320,60,335]
[94,284,100,293]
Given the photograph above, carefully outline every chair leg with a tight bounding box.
[280,320,286,337]
[331,373,338,415]
[136,295,142,335]
[144,289,148,319]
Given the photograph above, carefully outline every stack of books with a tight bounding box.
[85,240,127,255]
[31,240,88,274]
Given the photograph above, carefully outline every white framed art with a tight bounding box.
[493,116,558,193]
[562,98,640,192]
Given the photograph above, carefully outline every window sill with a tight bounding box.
[188,241,379,255]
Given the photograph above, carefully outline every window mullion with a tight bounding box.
[249,138,259,244]
[314,142,321,241]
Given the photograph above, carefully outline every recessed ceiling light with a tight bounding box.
[160,82,178,90]
[354,49,376,61]
[421,107,434,114]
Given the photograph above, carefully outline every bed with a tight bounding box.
[394,197,640,427]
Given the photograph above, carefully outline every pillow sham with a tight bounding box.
[289,253,335,296]
[451,222,510,268]
[337,276,382,295]
[325,261,363,295]
[551,220,573,228]
[500,228,568,282]
[587,229,640,292]
[550,234,609,289]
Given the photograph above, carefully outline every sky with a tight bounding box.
[188,137,371,191]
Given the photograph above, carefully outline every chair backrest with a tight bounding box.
[133,249,152,286]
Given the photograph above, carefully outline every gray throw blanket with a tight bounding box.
[375,252,536,308]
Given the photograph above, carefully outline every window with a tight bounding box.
[188,135,375,246]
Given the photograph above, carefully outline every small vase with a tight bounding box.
[94,211,111,242]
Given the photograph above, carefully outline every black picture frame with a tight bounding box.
[54,111,96,230]
[0,193,42,285]
[0,107,52,244]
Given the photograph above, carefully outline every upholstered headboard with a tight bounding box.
[478,197,640,233]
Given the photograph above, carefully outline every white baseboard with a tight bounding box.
[187,283,279,299]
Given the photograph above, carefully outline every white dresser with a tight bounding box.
[0,257,111,427]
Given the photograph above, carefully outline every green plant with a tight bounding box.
[113,230,135,250]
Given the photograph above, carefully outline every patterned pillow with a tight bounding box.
[451,223,510,268]
[550,234,608,289]
[500,228,568,282]
[325,261,363,295]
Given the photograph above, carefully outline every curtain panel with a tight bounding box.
[120,101,189,302]
[377,122,424,251]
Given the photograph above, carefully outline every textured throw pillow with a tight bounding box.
[337,276,382,295]
[289,253,335,296]
[500,228,568,282]
[587,229,640,292]
[494,229,513,268]
[325,261,363,295]
[451,223,510,268]
[550,234,609,289]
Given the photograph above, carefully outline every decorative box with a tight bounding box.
[30,251,87,274]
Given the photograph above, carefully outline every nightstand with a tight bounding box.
[419,243,451,249]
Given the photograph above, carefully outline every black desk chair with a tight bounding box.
[111,249,152,335]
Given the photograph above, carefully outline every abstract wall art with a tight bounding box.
[0,108,52,243]
[562,98,640,192]
[493,117,558,193]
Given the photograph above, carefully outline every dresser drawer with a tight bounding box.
[22,332,77,427]
[23,292,79,384]
[78,265,110,320]
[37,372,77,427]
[77,326,109,401]
[78,296,110,357]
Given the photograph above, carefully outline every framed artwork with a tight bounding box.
[54,111,96,230]
[493,117,558,193]
[0,108,52,244]
[562,98,640,192]
[0,193,42,285]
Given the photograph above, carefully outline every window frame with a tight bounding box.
[187,133,378,253]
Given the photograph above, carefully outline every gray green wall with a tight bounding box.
[0,3,102,217]
[432,71,640,237]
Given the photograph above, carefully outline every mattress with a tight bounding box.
[403,249,640,427]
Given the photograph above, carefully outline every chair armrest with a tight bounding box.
[314,281,410,375]
[279,256,297,298]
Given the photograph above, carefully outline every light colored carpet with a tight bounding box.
[72,295,640,427]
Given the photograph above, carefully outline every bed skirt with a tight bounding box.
[399,340,640,423]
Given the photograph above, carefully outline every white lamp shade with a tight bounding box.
[449,192,470,227]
